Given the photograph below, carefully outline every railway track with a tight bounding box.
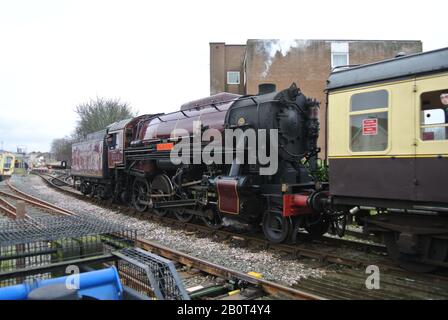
[42,172,380,240]
[135,238,323,300]
[293,267,448,299]
[36,172,394,270]
[8,174,448,299]
[0,180,74,218]
[0,176,324,300]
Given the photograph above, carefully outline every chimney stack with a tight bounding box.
[258,83,276,95]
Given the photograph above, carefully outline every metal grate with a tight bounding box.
[114,247,189,300]
[0,214,136,287]
[0,214,136,246]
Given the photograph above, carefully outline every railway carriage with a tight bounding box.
[326,47,448,271]
[0,152,15,182]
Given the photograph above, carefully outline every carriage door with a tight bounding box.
[414,73,448,203]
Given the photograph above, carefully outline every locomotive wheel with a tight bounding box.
[80,183,88,195]
[132,178,150,212]
[304,214,330,239]
[150,174,172,217]
[201,207,222,229]
[330,214,347,238]
[384,233,448,273]
[80,182,92,196]
[175,209,194,223]
[262,210,292,244]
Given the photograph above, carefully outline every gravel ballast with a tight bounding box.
[10,174,325,285]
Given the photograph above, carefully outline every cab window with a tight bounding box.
[107,134,117,150]
[349,90,389,152]
[420,90,448,141]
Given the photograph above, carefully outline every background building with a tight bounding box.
[210,39,423,157]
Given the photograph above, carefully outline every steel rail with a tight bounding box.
[4,180,75,216]
[135,238,324,300]
[36,173,396,271]
[0,194,41,224]
[0,197,16,219]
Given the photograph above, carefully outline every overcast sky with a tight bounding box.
[0,0,447,152]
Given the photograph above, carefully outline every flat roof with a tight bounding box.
[326,47,448,91]
[246,39,421,43]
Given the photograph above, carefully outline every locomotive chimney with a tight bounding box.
[258,83,276,95]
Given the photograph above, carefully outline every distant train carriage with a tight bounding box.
[326,47,448,271]
[14,154,28,175]
[0,152,15,181]
[71,116,149,199]
[46,161,67,170]
[71,129,109,195]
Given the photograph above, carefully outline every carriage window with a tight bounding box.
[3,157,13,169]
[349,90,389,152]
[420,90,448,141]
[351,90,388,112]
[350,112,388,151]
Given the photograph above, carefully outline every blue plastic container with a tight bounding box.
[0,266,123,300]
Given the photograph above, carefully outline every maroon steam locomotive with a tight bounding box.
[72,83,337,245]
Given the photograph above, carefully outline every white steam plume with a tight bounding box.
[256,39,311,78]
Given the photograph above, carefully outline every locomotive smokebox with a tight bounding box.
[258,83,276,95]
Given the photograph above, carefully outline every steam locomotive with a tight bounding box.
[72,83,335,245]
[72,48,448,272]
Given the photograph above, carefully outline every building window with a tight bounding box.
[227,71,240,85]
[350,90,389,152]
[420,89,448,141]
[331,42,349,69]
[332,53,348,68]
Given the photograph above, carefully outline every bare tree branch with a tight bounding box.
[74,97,136,139]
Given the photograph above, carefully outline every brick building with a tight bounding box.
[210,39,422,157]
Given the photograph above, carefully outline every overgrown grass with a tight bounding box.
[301,158,329,182]
[315,159,329,182]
